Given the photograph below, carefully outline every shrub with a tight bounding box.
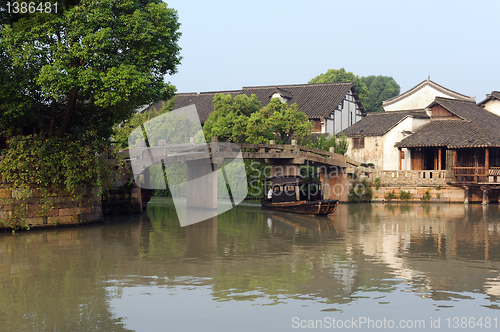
[374,178,381,190]
[384,190,396,201]
[349,178,373,202]
[0,134,112,194]
[421,188,432,201]
[399,190,412,201]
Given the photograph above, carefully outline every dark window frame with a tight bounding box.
[352,137,365,149]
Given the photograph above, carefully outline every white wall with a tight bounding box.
[382,117,429,170]
[347,136,384,169]
[347,117,429,170]
[322,90,364,135]
[482,99,500,117]
[384,85,463,111]
[326,118,334,134]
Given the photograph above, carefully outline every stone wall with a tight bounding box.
[0,187,102,229]
[371,186,466,203]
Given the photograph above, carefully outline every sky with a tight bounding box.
[165,0,499,102]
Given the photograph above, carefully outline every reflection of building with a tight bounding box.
[346,204,500,298]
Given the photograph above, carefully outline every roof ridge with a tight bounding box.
[434,96,476,104]
[241,81,353,90]
[198,89,241,95]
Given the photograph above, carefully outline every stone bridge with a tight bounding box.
[115,139,367,209]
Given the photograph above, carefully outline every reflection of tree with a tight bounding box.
[0,229,133,332]
[142,198,186,260]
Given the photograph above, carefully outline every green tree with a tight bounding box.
[308,68,400,113]
[0,0,182,195]
[112,99,176,150]
[360,75,400,112]
[309,68,369,105]
[0,0,181,139]
[299,133,349,155]
[246,98,313,144]
[203,93,261,143]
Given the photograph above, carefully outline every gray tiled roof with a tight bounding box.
[395,120,494,148]
[143,82,366,123]
[478,91,500,106]
[342,110,429,137]
[396,97,500,148]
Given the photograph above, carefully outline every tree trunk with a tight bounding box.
[58,89,78,136]
[50,98,57,134]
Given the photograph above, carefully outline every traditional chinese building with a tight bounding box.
[395,96,500,203]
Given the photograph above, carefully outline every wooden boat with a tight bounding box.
[260,198,338,215]
[261,176,339,216]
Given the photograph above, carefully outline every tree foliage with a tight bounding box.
[203,94,313,145]
[360,75,400,113]
[246,98,312,144]
[112,99,176,150]
[202,93,261,143]
[299,133,349,156]
[0,0,182,139]
[0,133,112,193]
[309,68,400,113]
[309,68,368,104]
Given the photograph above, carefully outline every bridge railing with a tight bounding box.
[117,138,365,170]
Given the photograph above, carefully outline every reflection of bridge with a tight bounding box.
[119,139,367,210]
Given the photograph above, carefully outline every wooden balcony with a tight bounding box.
[452,167,500,184]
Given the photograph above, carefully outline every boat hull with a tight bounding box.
[260,199,339,215]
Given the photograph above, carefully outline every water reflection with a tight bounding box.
[1,200,500,331]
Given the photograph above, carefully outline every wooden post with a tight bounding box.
[485,148,490,181]
[464,185,469,204]
[438,148,442,170]
[453,150,457,182]
[398,148,402,171]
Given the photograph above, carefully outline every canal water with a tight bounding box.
[1,198,500,331]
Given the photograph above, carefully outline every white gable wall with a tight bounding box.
[482,99,500,117]
[383,117,429,170]
[322,89,364,135]
[384,85,461,111]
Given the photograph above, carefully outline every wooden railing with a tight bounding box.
[452,167,500,183]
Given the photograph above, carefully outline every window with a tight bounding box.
[352,137,365,149]
[491,148,500,167]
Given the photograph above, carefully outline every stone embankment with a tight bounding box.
[0,187,102,229]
